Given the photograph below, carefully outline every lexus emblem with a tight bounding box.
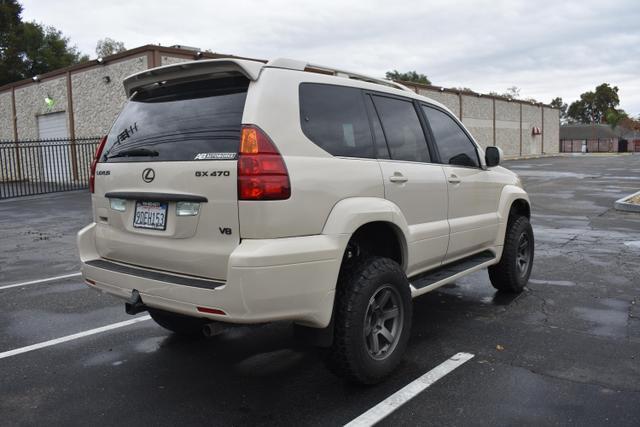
[142,168,155,183]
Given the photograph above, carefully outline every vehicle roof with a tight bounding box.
[123,57,452,114]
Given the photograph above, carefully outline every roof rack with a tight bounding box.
[265,58,413,93]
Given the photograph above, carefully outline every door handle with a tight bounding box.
[448,174,461,184]
[389,173,408,183]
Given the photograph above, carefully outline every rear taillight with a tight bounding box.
[89,136,108,193]
[238,125,290,200]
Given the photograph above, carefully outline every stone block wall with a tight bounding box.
[416,89,460,119]
[72,55,148,137]
[460,96,493,149]
[0,47,560,162]
[543,107,560,154]
[0,92,13,141]
[14,76,68,140]
[408,83,560,158]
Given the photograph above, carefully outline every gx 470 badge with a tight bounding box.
[195,171,230,177]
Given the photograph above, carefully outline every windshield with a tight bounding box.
[101,76,249,163]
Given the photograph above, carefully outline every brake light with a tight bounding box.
[238,125,290,200]
[89,136,108,193]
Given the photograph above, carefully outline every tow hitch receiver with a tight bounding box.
[125,289,148,315]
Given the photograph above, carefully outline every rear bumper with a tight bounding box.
[77,223,348,328]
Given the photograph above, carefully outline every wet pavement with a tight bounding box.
[1,154,639,426]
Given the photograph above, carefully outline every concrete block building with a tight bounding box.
[0,44,559,156]
[404,85,559,158]
[560,124,640,153]
[0,45,255,142]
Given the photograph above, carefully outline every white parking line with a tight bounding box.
[345,352,475,427]
[0,315,151,360]
[0,272,82,290]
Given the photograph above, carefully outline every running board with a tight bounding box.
[409,250,496,294]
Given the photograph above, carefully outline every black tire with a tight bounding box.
[489,215,534,293]
[326,256,412,384]
[148,309,208,336]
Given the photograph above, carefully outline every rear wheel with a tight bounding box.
[148,309,208,336]
[326,256,412,384]
[489,215,534,293]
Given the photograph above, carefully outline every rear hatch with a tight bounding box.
[93,76,248,280]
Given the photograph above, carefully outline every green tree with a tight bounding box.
[385,70,431,85]
[95,37,126,57]
[567,83,620,124]
[0,0,88,86]
[0,0,24,85]
[605,109,628,135]
[550,97,568,122]
[502,86,520,100]
[21,22,88,77]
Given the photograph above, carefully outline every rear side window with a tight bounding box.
[299,83,375,158]
[422,105,480,168]
[371,96,430,163]
[101,76,249,163]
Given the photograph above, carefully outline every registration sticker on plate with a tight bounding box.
[133,201,168,230]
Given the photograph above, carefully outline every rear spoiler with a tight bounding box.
[122,59,265,97]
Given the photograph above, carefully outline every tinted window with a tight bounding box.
[422,106,480,168]
[371,96,430,163]
[102,76,248,163]
[300,84,374,158]
[364,95,390,159]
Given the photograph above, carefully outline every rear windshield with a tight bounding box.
[101,76,249,163]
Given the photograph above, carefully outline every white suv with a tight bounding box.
[78,58,534,384]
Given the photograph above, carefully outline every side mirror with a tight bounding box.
[485,146,503,167]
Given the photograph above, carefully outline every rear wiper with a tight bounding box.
[106,148,159,159]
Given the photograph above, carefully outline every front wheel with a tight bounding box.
[489,215,534,293]
[326,257,412,384]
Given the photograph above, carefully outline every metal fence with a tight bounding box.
[560,139,616,153]
[0,137,100,200]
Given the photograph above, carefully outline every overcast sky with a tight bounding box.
[21,0,640,115]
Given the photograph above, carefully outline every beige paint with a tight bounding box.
[79,59,532,328]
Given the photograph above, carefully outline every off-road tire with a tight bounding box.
[326,256,412,384]
[148,309,208,337]
[489,215,534,293]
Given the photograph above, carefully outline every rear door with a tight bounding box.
[93,76,249,280]
[368,94,449,276]
[421,105,501,262]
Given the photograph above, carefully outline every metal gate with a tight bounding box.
[0,138,100,199]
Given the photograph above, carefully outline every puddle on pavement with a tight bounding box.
[624,241,640,250]
[573,299,629,339]
[529,279,576,287]
[438,272,518,306]
[234,349,304,376]
[134,336,165,354]
[509,164,553,169]
[511,170,596,180]
[83,350,126,367]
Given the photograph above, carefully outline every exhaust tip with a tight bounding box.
[202,322,227,337]
[125,289,148,315]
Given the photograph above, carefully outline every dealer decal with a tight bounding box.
[194,152,237,160]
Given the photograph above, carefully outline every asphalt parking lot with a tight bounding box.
[1,154,639,426]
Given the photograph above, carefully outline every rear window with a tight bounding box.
[299,83,375,158]
[101,76,249,163]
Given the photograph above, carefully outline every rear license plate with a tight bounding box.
[133,201,168,230]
